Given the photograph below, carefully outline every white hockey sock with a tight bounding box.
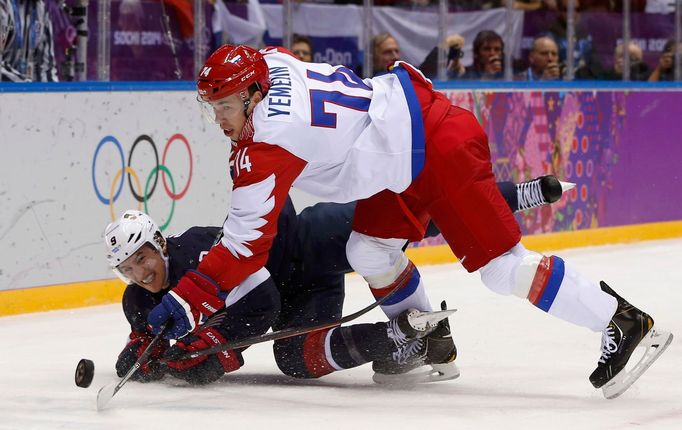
[480,244,617,332]
[547,264,617,332]
[374,262,432,319]
[347,232,432,319]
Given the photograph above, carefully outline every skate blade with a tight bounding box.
[373,362,460,385]
[560,181,576,193]
[409,309,457,332]
[602,328,673,400]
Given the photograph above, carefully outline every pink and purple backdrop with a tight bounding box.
[413,89,682,248]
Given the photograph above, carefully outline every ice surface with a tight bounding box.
[1,240,681,429]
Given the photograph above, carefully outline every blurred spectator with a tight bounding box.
[649,39,680,82]
[462,30,504,80]
[446,0,556,10]
[0,0,58,81]
[518,36,561,80]
[419,34,466,80]
[578,0,611,11]
[448,1,502,10]
[645,0,676,13]
[601,41,650,80]
[372,32,400,75]
[590,1,646,12]
[291,34,313,63]
[1,0,10,57]
[544,0,604,79]
[514,0,552,11]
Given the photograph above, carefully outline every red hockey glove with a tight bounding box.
[148,271,226,339]
[164,327,243,385]
[115,331,169,382]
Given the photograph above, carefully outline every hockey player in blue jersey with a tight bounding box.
[108,177,568,385]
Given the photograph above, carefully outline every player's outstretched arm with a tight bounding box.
[147,144,307,339]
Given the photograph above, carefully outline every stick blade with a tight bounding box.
[96,380,118,411]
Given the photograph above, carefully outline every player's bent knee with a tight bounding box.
[480,246,566,311]
[516,254,566,312]
[346,231,407,282]
[479,248,522,296]
[273,338,318,379]
[513,252,546,299]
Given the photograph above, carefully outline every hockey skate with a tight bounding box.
[517,175,575,211]
[373,302,459,385]
[589,282,673,399]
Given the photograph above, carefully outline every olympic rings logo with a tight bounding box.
[91,133,193,230]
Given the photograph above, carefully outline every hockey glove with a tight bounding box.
[148,271,226,339]
[115,331,169,383]
[163,327,243,385]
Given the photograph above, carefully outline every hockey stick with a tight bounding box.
[160,273,410,363]
[95,282,402,409]
[96,323,168,411]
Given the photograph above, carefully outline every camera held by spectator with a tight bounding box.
[419,34,466,80]
[649,39,680,82]
[602,41,650,81]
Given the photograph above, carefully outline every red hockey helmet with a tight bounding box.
[197,44,270,102]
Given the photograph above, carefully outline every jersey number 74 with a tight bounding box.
[307,67,372,129]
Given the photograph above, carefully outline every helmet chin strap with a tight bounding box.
[237,88,251,115]
[161,253,171,290]
[241,82,263,114]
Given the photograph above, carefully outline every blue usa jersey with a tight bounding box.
[122,197,300,333]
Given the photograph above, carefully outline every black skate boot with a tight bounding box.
[373,301,459,384]
[516,175,575,211]
[589,281,673,399]
[424,306,458,378]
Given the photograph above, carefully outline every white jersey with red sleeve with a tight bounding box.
[194,139,307,292]
[194,51,427,293]
[252,49,426,203]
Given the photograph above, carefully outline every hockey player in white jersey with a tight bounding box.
[148,44,672,398]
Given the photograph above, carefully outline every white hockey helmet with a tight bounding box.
[104,210,166,279]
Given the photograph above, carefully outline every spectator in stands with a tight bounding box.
[580,0,648,11]
[601,41,649,81]
[648,39,680,82]
[543,0,604,79]
[436,0,553,10]
[446,0,501,10]
[291,34,314,63]
[518,35,562,81]
[372,32,400,75]
[0,0,58,81]
[462,30,504,80]
[0,0,10,56]
[514,0,552,11]
[419,34,466,80]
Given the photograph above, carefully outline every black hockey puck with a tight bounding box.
[75,359,95,388]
